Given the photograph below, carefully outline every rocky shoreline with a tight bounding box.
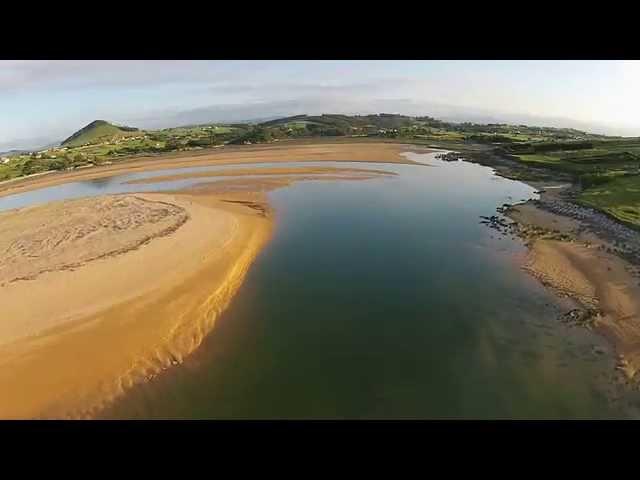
[449,147,640,269]
[455,146,640,391]
[532,196,640,267]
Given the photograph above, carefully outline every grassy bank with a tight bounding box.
[3,113,638,229]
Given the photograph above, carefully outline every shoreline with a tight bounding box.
[460,149,640,384]
[506,198,640,382]
[0,142,429,200]
[0,191,272,419]
[0,151,398,419]
[4,140,636,416]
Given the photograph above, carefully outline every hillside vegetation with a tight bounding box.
[61,120,140,147]
[494,138,640,228]
[2,113,639,229]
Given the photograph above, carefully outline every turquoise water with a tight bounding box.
[0,152,624,418]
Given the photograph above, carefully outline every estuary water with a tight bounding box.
[0,151,626,418]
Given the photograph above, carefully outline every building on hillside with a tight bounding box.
[1,157,9,164]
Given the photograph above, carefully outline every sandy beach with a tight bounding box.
[460,147,640,385]
[0,151,396,419]
[0,142,423,199]
[508,198,640,381]
[124,165,397,185]
[3,139,637,417]
[0,191,271,418]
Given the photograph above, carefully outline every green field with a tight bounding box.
[160,125,235,136]
[4,114,640,231]
[499,138,640,227]
[62,120,140,147]
[579,174,640,228]
[515,142,640,175]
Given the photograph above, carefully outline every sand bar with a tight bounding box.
[0,191,270,418]
[0,162,395,418]
[124,165,397,185]
[0,142,425,199]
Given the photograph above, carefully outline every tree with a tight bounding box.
[21,159,46,176]
[164,139,180,151]
[49,160,67,171]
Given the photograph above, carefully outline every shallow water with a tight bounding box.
[0,151,628,418]
[0,161,389,212]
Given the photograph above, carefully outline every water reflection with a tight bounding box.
[94,152,627,419]
[0,152,628,418]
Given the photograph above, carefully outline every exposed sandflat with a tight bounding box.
[0,192,271,418]
[508,203,581,235]
[0,142,424,199]
[0,195,188,285]
[0,156,396,419]
[125,165,397,185]
[512,204,640,380]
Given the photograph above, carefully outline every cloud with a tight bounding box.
[201,78,414,97]
[129,96,640,137]
[4,94,638,152]
[0,135,60,153]
[2,61,639,150]
[0,60,240,93]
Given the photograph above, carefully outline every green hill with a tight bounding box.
[61,120,141,147]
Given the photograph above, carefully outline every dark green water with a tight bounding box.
[95,153,625,419]
[1,152,625,418]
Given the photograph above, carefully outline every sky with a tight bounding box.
[1,60,639,150]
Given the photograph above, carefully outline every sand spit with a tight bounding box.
[0,142,422,199]
[0,192,271,419]
[0,160,396,419]
[507,202,640,381]
[125,166,397,185]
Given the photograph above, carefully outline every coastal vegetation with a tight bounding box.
[2,113,638,228]
[61,120,140,147]
[497,139,640,228]
[1,137,638,418]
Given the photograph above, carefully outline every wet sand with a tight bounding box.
[0,142,423,199]
[508,201,640,381]
[0,162,393,419]
[0,191,271,418]
[125,166,397,185]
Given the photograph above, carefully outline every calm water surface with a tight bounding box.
[0,152,627,418]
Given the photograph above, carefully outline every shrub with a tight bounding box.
[580,173,615,189]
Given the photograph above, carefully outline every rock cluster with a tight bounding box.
[538,199,640,266]
[435,152,464,162]
[479,214,513,235]
[558,308,601,328]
